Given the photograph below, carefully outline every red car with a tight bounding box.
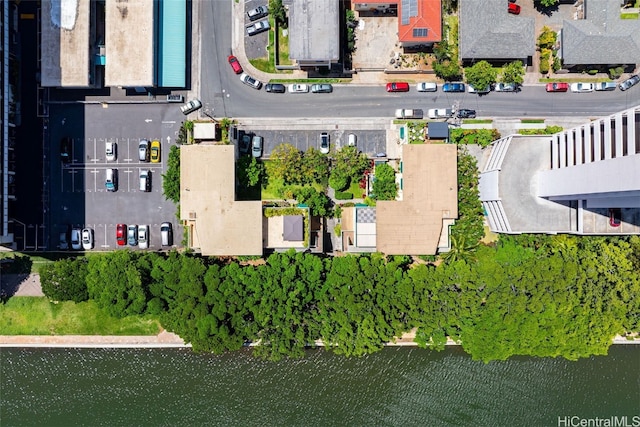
[386,82,409,92]
[508,3,521,14]
[545,82,569,92]
[116,223,126,246]
[227,55,243,74]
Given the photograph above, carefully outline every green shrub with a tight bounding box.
[449,129,501,147]
[335,191,354,200]
[329,171,350,191]
[518,125,563,135]
[588,69,598,75]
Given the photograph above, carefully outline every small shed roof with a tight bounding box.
[428,122,449,139]
[283,216,304,241]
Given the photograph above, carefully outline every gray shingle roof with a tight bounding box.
[459,0,535,60]
[561,0,640,65]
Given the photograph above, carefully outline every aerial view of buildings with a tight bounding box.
[0,0,639,424]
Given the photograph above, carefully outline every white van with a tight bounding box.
[139,170,150,192]
[105,169,117,192]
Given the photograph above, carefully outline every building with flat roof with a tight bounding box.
[180,145,263,256]
[480,106,640,235]
[41,0,93,87]
[287,0,340,68]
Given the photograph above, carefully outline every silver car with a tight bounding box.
[127,225,138,246]
[240,73,262,90]
[311,84,333,93]
[138,225,149,249]
[247,5,268,21]
[252,136,263,158]
[180,99,202,115]
[246,19,270,36]
[619,74,640,91]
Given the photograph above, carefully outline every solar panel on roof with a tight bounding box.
[401,0,419,25]
[413,28,428,37]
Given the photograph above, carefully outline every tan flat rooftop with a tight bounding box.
[105,0,155,87]
[41,0,90,87]
[377,144,458,255]
[180,145,263,256]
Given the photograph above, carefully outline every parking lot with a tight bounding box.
[48,104,182,251]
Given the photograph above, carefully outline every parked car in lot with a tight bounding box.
[468,84,491,94]
[160,222,173,246]
[105,141,117,161]
[288,83,309,93]
[348,133,357,146]
[240,73,262,90]
[139,170,150,192]
[105,168,118,192]
[265,83,286,93]
[127,225,138,246]
[594,82,617,91]
[246,19,270,36]
[395,109,423,119]
[494,82,519,92]
[138,225,149,249]
[60,137,72,164]
[180,99,202,115]
[138,139,149,162]
[150,140,161,163]
[238,131,251,154]
[416,82,437,92]
[456,109,477,118]
[247,5,269,21]
[570,82,594,93]
[386,82,409,92]
[428,108,454,119]
[619,74,640,91]
[59,230,69,250]
[252,135,263,158]
[227,55,243,74]
[508,3,521,14]
[546,82,569,92]
[442,82,465,92]
[81,228,94,250]
[70,228,82,250]
[311,84,333,93]
[319,133,330,154]
[116,223,126,246]
[609,208,621,227]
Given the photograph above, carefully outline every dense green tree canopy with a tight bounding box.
[464,60,498,91]
[40,258,89,302]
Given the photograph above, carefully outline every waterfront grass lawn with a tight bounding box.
[0,297,161,335]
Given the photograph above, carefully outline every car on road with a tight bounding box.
[150,140,161,163]
[609,208,621,227]
[105,141,117,161]
[127,225,138,246]
[619,74,640,91]
[138,225,149,249]
[247,5,269,21]
[227,55,243,74]
[320,133,330,154]
[546,82,569,92]
[138,139,149,162]
[70,228,82,250]
[311,84,333,93]
[570,82,594,93]
[594,82,617,91]
[494,82,519,92]
[116,223,126,246]
[161,222,173,246]
[386,82,409,92]
[240,73,262,90]
[180,99,202,115]
[246,19,270,36]
[428,108,454,119]
[395,109,423,119]
[60,137,72,164]
[508,3,521,14]
[265,83,286,93]
[416,82,437,92]
[81,228,93,250]
[288,83,309,93]
[348,133,357,146]
[139,170,150,192]
[456,109,477,118]
[252,135,263,158]
[468,84,491,94]
[105,168,118,192]
[442,82,465,92]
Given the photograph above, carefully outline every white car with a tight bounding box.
[105,141,117,161]
[288,84,309,93]
[427,108,454,119]
[81,228,93,250]
[570,83,594,93]
[494,83,519,92]
[240,73,262,90]
[319,133,330,154]
[468,84,491,94]
[138,225,149,249]
[416,82,437,92]
[180,99,202,115]
[347,133,357,146]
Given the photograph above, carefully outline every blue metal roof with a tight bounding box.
[158,0,186,88]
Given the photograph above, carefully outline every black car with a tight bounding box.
[60,137,72,163]
[238,131,252,154]
[456,109,476,118]
[265,83,286,93]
